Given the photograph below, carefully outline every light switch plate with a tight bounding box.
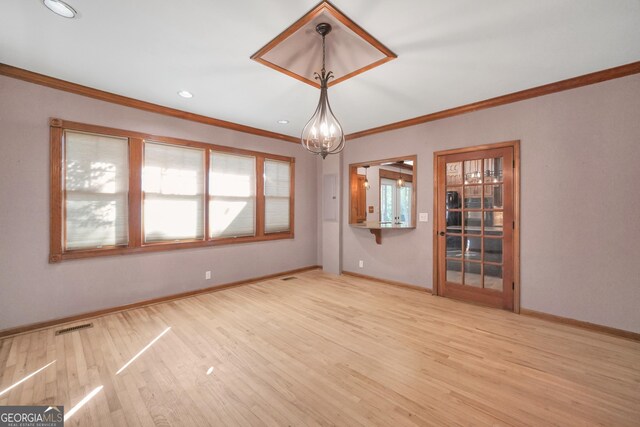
[419,213,429,222]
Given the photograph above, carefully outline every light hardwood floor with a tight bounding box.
[1,270,639,426]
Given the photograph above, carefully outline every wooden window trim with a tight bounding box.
[49,118,295,263]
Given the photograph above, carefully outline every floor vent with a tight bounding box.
[55,323,93,336]
[281,276,297,281]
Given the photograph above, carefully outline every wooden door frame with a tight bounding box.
[432,140,521,313]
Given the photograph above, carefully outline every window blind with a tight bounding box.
[143,142,205,242]
[209,152,256,238]
[64,131,129,250]
[264,159,291,233]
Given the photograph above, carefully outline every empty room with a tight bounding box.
[1,1,639,426]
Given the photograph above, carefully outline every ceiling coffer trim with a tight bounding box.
[250,1,397,88]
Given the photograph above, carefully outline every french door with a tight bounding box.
[434,143,519,311]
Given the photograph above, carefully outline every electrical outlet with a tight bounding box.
[205,271,211,280]
[358,260,364,268]
[419,212,429,222]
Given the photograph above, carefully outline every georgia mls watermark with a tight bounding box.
[0,406,64,427]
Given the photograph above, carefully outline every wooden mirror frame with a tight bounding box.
[349,155,418,227]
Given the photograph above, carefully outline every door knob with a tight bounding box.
[439,231,445,236]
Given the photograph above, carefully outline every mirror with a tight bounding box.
[349,155,417,228]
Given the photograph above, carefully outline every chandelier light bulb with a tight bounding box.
[363,165,370,190]
[397,161,405,187]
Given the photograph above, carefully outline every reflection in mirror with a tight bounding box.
[484,264,503,291]
[464,159,483,184]
[464,236,482,260]
[446,260,462,284]
[464,211,481,235]
[484,238,503,263]
[484,157,503,183]
[446,236,462,258]
[464,262,482,287]
[349,156,417,228]
[445,187,462,233]
[464,185,482,209]
[446,162,462,185]
[484,184,503,209]
[483,211,503,236]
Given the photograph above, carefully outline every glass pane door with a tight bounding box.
[438,147,514,310]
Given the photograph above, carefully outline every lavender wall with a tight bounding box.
[0,75,318,331]
[342,74,640,333]
[2,72,639,334]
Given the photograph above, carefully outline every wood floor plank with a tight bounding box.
[0,270,639,426]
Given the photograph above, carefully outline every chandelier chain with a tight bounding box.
[321,33,326,74]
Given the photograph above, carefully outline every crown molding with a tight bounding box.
[0,63,299,144]
[346,61,640,140]
[3,61,639,145]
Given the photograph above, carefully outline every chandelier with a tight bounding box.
[363,165,370,190]
[397,161,405,188]
[301,23,345,159]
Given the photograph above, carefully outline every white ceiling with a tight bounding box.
[2,0,640,138]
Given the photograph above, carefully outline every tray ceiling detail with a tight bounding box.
[251,1,396,88]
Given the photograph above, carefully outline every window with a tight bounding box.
[143,142,205,242]
[49,119,294,262]
[64,131,129,250]
[264,159,291,233]
[380,178,413,226]
[399,183,413,225]
[209,152,256,238]
[380,179,394,224]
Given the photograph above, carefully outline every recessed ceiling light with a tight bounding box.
[43,0,77,18]
[177,90,193,99]
[277,120,289,124]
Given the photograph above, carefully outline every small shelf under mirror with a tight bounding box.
[351,222,415,244]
